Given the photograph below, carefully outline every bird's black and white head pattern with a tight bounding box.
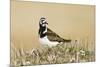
[39,17,48,38]
[39,17,48,27]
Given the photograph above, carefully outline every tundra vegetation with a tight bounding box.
[11,40,95,66]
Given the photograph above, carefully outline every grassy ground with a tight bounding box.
[11,42,95,66]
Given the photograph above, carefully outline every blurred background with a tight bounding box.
[11,1,95,51]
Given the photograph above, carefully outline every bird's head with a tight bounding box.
[39,17,48,27]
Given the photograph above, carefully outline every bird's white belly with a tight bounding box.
[39,36,59,47]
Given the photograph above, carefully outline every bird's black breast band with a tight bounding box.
[39,25,47,38]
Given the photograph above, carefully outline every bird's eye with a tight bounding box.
[41,20,44,23]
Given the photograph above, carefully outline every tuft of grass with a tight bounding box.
[11,43,95,66]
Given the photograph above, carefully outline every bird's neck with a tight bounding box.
[39,25,47,38]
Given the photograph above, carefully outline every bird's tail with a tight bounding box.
[63,39,71,42]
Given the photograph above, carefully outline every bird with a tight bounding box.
[38,17,71,47]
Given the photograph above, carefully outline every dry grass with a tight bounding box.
[10,41,95,66]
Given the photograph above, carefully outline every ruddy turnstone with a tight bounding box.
[38,17,71,47]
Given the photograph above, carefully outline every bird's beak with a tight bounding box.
[45,22,48,25]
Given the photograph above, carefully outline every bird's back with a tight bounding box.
[47,28,71,43]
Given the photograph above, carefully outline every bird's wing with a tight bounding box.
[47,28,71,42]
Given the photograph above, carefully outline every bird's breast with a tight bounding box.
[39,36,59,47]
